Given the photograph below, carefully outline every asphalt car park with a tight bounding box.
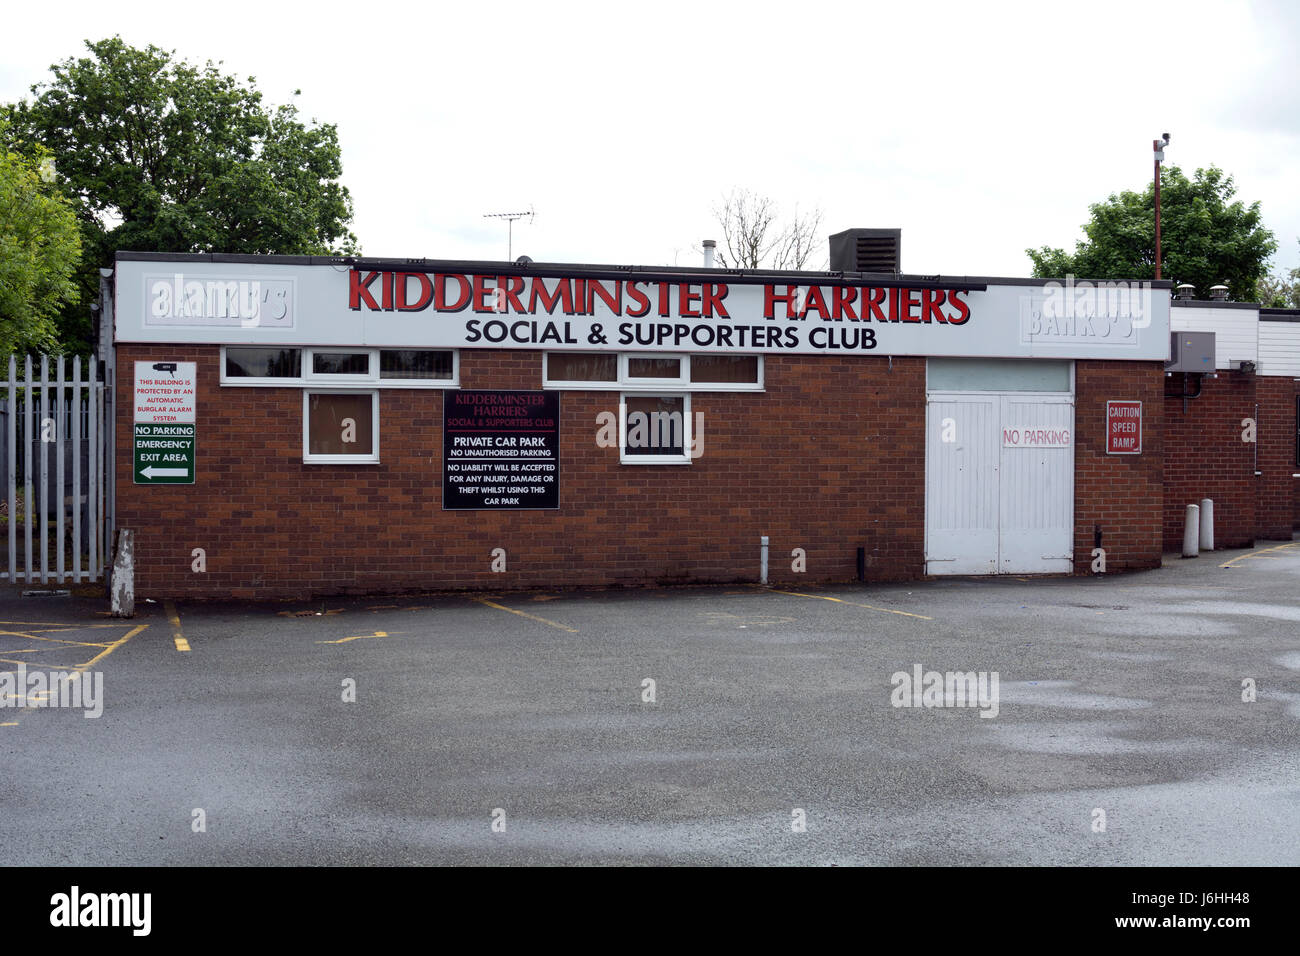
[2,540,1298,866]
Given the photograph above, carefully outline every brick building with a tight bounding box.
[109,241,1293,601]
[1162,300,1300,550]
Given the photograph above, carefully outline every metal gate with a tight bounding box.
[0,355,111,585]
[926,392,1074,575]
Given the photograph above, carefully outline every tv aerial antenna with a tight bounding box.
[483,206,534,261]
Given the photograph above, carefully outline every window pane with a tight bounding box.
[927,358,1071,392]
[313,352,370,375]
[546,352,616,382]
[308,393,374,455]
[225,348,301,378]
[628,357,681,379]
[690,354,759,384]
[624,395,685,456]
[380,350,453,379]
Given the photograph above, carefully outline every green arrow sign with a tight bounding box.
[134,424,196,484]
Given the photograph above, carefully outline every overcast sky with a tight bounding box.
[4,0,1298,279]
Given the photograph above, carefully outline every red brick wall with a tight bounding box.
[1073,361,1166,573]
[116,346,933,599]
[1256,376,1298,541]
[1162,372,1257,550]
[115,347,1169,598]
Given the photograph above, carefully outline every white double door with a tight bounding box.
[925,393,1074,575]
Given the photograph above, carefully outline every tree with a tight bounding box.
[711,188,824,270]
[1258,241,1300,308]
[3,37,359,351]
[0,116,82,355]
[1026,166,1277,302]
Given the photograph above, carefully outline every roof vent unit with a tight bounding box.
[1208,284,1229,301]
[1173,283,1196,300]
[1166,331,1215,372]
[828,228,901,274]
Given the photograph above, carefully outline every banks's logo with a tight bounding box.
[1021,276,1155,344]
[145,273,294,328]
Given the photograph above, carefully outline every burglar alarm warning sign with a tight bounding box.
[134,361,197,484]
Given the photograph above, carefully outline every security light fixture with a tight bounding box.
[1153,133,1171,279]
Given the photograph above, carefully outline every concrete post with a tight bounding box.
[1199,498,1214,551]
[110,528,135,617]
[1182,505,1200,559]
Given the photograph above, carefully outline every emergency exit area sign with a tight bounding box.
[1106,400,1142,454]
[134,361,197,484]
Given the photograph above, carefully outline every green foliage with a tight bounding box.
[0,116,82,355]
[3,36,359,352]
[1027,166,1277,302]
[1257,241,1300,309]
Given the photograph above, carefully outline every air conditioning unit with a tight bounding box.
[829,228,901,274]
[1166,332,1214,372]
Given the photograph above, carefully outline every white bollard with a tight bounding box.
[1182,504,1200,558]
[1199,499,1214,552]
[760,535,769,585]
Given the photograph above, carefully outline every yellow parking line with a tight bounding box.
[80,624,148,669]
[758,586,933,620]
[471,598,578,633]
[0,620,133,628]
[317,631,397,645]
[1,623,146,728]
[163,600,189,652]
[0,631,116,648]
[0,627,145,673]
[1220,542,1298,569]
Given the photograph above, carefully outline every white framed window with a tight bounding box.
[688,353,763,389]
[307,349,374,382]
[543,352,762,391]
[622,353,684,384]
[222,346,303,384]
[303,390,380,464]
[222,347,458,388]
[925,358,1074,395]
[379,348,458,384]
[543,352,617,388]
[620,392,691,465]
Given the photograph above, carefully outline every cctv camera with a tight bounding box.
[1162,133,1170,144]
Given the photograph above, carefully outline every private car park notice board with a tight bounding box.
[443,390,559,509]
[134,361,196,484]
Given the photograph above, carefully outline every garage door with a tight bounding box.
[925,360,1074,575]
